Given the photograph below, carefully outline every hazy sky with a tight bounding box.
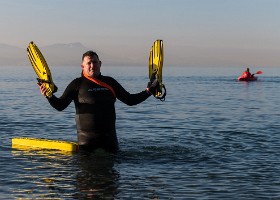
[1,0,280,67]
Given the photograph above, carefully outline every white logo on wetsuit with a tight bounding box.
[88,88,109,92]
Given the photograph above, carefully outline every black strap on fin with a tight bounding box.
[36,78,58,93]
[155,84,166,101]
[37,78,51,84]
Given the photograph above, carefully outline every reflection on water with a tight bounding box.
[11,149,119,199]
[74,151,119,199]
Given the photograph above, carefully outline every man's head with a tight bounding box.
[81,51,102,77]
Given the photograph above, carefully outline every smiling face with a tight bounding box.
[81,55,102,78]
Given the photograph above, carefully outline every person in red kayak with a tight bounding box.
[241,68,253,78]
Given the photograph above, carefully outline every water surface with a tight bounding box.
[1,66,280,199]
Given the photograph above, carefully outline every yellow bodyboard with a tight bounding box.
[149,40,165,100]
[12,137,78,152]
[27,41,57,97]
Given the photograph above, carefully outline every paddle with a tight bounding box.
[252,70,262,77]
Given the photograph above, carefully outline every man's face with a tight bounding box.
[81,55,101,77]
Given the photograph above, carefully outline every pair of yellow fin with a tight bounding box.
[12,40,165,153]
[27,40,166,100]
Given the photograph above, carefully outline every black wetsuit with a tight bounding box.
[47,73,150,153]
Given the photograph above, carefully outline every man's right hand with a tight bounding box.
[37,83,50,98]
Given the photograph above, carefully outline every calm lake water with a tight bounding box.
[1,65,280,199]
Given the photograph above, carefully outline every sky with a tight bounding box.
[0,0,280,67]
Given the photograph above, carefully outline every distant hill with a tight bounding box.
[1,42,280,67]
[41,43,90,66]
[0,42,147,67]
[0,43,90,67]
[0,44,26,66]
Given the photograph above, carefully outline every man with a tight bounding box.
[39,51,156,153]
[241,68,252,78]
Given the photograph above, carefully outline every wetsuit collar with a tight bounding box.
[81,71,102,78]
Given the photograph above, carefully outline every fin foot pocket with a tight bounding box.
[155,84,166,101]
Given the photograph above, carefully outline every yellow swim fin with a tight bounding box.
[149,39,166,101]
[27,41,57,97]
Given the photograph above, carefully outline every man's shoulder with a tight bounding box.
[71,77,83,82]
[68,77,84,86]
[99,74,116,82]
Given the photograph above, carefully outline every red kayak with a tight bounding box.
[237,76,257,81]
[237,70,262,81]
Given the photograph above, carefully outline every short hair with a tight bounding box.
[82,51,99,61]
